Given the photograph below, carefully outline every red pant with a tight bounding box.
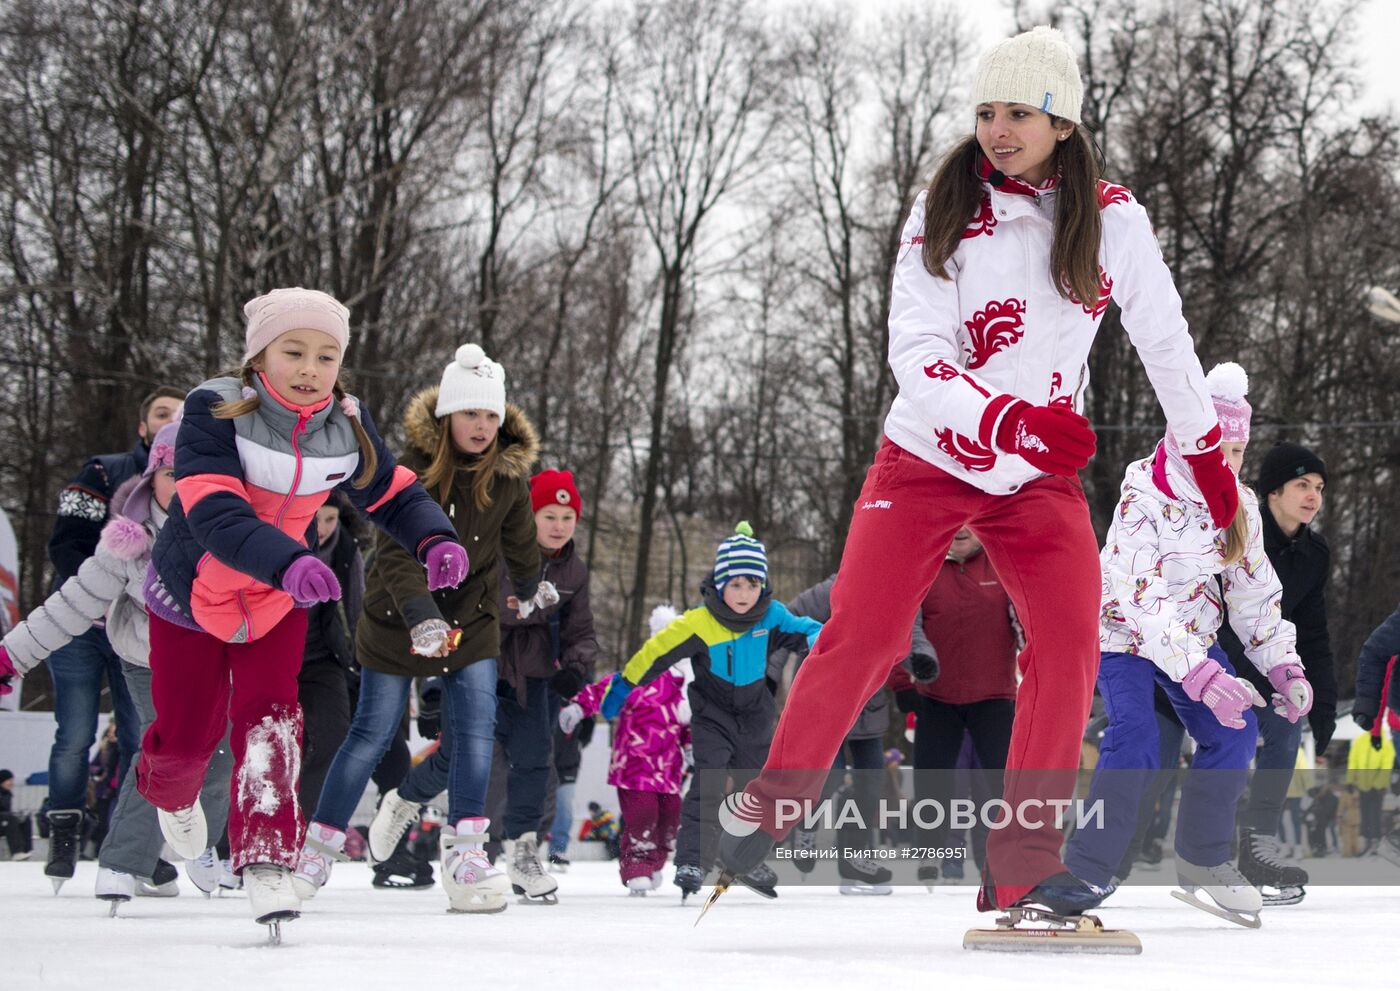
[750,439,1100,907]
[137,609,308,872]
[617,788,682,885]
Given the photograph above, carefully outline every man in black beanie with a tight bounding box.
[1218,441,1332,904]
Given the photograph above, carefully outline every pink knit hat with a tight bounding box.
[242,288,350,363]
[1205,362,1251,443]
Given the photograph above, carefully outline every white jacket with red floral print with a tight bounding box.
[1098,447,1300,683]
[883,168,1220,495]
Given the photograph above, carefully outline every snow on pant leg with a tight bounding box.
[296,656,352,817]
[501,677,553,840]
[748,440,968,830]
[677,708,736,870]
[441,658,497,823]
[1158,645,1255,869]
[913,698,971,849]
[313,667,412,830]
[1064,652,1161,888]
[617,788,661,884]
[138,614,231,815]
[969,475,1102,906]
[655,792,682,874]
[227,607,308,871]
[1240,696,1305,834]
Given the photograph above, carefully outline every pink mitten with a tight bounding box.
[1267,664,1313,723]
[281,555,341,604]
[0,645,17,696]
[424,541,469,591]
[1182,658,1265,729]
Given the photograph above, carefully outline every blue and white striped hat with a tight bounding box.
[713,521,768,589]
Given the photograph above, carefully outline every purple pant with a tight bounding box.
[617,788,681,885]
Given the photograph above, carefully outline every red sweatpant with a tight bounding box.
[137,609,308,872]
[617,788,682,885]
[749,439,1101,908]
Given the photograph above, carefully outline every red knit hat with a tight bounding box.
[531,469,581,516]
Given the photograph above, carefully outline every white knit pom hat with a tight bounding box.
[970,25,1084,124]
[435,343,506,419]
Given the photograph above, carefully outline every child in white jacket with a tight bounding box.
[1065,363,1314,922]
[0,415,233,903]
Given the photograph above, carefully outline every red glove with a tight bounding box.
[995,401,1097,477]
[1183,448,1240,529]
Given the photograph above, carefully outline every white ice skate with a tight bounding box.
[185,847,222,898]
[627,876,652,896]
[506,831,559,904]
[244,863,301,944]
[291,821,347,899]
[441,818,510,914]
[649,869,665,890]
[369,788,422,863]
[1171,858,1263,928]
[95,868,137,916]
[157,799,207,861]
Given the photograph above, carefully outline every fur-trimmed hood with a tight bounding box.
[402,385,539,480]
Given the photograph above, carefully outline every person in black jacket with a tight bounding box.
[1218,441,1332,901]
[40,387,183,887]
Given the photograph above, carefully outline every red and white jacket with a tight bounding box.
[883,164,1220,495]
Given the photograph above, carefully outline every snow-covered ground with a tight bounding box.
[3,860,1391,991]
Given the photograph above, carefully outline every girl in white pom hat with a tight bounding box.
[1066,362,1312,925]
[719,25,1241,918]
[298,343,544,914]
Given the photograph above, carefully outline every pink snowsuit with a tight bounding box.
[574,669,690,884]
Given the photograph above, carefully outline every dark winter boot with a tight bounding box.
[44,809,83,892]
[372,831,435,890]
[1019,871,1111,916]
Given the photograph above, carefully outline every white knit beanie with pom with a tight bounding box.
[970,25,1084,124]
[435,343,506,419]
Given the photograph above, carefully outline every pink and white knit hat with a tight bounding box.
[1205,362,1251,443]
[242,288,350,363]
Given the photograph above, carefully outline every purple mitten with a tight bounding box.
[1267,663,1313,723]
[281,555,341,604]
[1182,658,1265,729]
[424,541,469,591]
[0,645,16,696]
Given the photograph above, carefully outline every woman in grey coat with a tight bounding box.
[0,417,232,903]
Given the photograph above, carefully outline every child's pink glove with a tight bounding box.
[1182,657,1265,729]
[0,645,17,696]
[1267,664,1313,723]
[424,541,469,591]
[282,555,342,605]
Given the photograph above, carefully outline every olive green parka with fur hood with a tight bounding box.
[355,388,541,678]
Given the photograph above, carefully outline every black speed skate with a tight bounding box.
[1239,827,1308,905]
[372,833,434,890]
[44,809,83,894]
[736,862,779,899]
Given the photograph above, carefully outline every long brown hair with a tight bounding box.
[419,414,502,512]
[210,360,377,488]
[920,124,1103,307]
[1218,501,1251,568]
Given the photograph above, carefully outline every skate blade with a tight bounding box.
[515,892,559,905]
[694,873,733,926]
[1261,886,1305,907]
[1170,889,1262,928]
[447,899,508,914]
[50,877,68,895]
[100,897,129,918]
[964,909,1141,955]
[255,910,299,947]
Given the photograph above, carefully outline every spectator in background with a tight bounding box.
[0,769,33,860]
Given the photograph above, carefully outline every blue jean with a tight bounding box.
[1241,693,1305,833]
[1066,646,1256,886]
[314,660,497,829]
[402,675,552,839]
[550,781,575,857]
[47,627,141,812]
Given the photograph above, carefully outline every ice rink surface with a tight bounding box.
[4,860,1393,991]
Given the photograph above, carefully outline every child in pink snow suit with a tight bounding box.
[136,288,468,929]
[561,604,693,893]
[718,26,1240,918]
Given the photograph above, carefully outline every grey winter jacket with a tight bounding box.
[786,575,935,740]
[2,476,158,672]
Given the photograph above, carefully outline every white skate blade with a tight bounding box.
[257,911,298,946]
[50,878,66,896]
[447,896,508,914]
[512,885,559,905]
[964,908,1142,955]
[1261,885,1305,906]
[840,883,892,896]
[100,897,127,917]
[1171,889,1262,928]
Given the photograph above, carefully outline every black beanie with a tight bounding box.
[1256,442,1327,495]
[0,769,13,786]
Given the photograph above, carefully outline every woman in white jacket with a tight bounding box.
[0,415,233,904]
[1064,363,1314,923]
[719,25,1242,918]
